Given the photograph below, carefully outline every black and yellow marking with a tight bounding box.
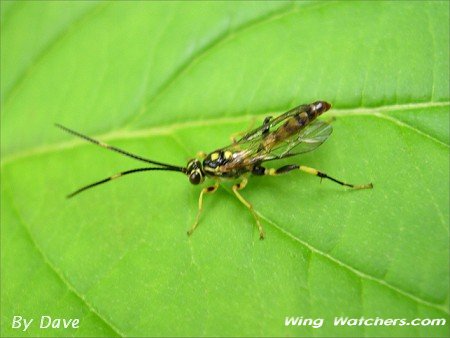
[67,167,182,198]
[224,150,233,160]
[57,101,372,240]
[263,165,373,190]
[55,124,184,170]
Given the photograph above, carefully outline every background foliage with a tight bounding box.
[1,1,449,336]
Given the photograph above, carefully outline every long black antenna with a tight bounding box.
[55,124,185,171]
[67,167,183,198]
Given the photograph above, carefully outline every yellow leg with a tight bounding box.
[232,177,265,240]
[264,164,373,190]
[187,182,219,236]
[298,165,372,189]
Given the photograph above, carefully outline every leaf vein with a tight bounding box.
[2,101,448,167]
[123,1,322,127]
[257,211,449,315]
[2,2,110,106]
[3,182,125,337]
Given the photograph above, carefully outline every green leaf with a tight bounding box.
[1,1,449,337]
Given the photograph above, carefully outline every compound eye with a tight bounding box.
[189,171,201,185]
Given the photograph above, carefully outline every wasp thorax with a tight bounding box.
[186,159,205,185]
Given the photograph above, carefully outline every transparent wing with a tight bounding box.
[261,120,333,161]
[236,104,310,143]
[217,106,332,170]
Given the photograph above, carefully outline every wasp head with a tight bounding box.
[186,159,205,185]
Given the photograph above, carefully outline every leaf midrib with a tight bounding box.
[1,100,448,166]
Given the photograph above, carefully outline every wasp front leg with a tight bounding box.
[188,182,219,237]
[232,177,265,240]
[253,165,373,190]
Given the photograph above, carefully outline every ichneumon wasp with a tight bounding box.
[57,101,373,239]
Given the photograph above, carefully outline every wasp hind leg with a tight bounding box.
[232,177,265,240]
[187,182,219,237]
[256,165,373,189]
